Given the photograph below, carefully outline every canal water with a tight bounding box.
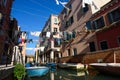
[26,68,120,80]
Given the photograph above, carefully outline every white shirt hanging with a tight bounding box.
[46,32,51,38]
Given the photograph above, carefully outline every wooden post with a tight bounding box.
[114,51,116,63]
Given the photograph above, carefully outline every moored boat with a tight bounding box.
[89,63,120,76]
[26,66,49,77]
[46,63,57,68]
[57,63,87,70]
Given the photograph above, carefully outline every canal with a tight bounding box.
[26,68,120,80]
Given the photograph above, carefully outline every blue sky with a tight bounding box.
[11,0,68,55]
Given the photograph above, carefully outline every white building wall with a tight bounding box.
[91,0,111,14]
[83,0,111,14]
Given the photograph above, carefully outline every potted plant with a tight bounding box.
[14,63,26,80]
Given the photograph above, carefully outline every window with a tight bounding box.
[65,21,69,28]
[68,4,72,10]
[63,32,67,41]
[73,48,77,56]
[86,21,92,30]
[54,18,58,24]
[92,17,105,29]
[63,32,74,41]
[77,6,84,21]
[66,32,72,40]
[3,0,7,6]
[89,42,96,52]
[65,16,74,28]
[83,3,89,13]
[118,37,120,47]
[72,31,76,38]
[108,7,120,24]
[69,16,74,25]
[53,28,58,35]
[54,28,57,32]
[100,41,108,50]
[64,4,72,15]
[54,38,61,47]
[1,0,7,6]
[64,8,67,14]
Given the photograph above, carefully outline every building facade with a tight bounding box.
[59,0,94,60]
[58,0,112,63]
[89,0,120,50]
[0,0,16,65]
[40,14,61,63]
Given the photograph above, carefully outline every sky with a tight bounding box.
[11,0,69,55]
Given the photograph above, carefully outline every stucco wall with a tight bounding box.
[97,24,120,50]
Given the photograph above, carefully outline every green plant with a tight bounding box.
[14,63,26,80]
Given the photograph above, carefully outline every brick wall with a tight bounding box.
[58,48,120,64]
[0,0,14,64]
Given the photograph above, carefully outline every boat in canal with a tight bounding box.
[57,63,87,70]
[89,63,120,76]
[26,66,49,77]
[46,62,57,68]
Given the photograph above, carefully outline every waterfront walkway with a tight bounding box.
[0,64,14,80]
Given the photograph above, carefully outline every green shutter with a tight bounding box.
[86,21,92,30]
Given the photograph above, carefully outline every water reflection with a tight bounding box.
[30,68,120,80]
[56,69,89,80]
[50,72,54,80]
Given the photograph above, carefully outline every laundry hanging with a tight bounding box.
[18,46,23,53]
[46,32,51,38]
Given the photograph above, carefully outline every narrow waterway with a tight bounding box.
[25,67,120,80]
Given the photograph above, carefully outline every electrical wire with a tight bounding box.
[12,8,48,19]
[21,6,47,14]
[28,0,58,13]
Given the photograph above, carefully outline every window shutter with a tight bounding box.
[86,21,92,30]
[83,3,89,13]
[63,32,67,41]
[108,13,113,24]
[67,32,69,40]
[70,16,74,24]
[72,31,76,38]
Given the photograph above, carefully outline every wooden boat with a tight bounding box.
[46,63,57,68]
[57,63,87,70]
[89,63,120,76]
[26,66,49,77]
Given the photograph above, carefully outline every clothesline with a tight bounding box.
[26,47,44,51]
